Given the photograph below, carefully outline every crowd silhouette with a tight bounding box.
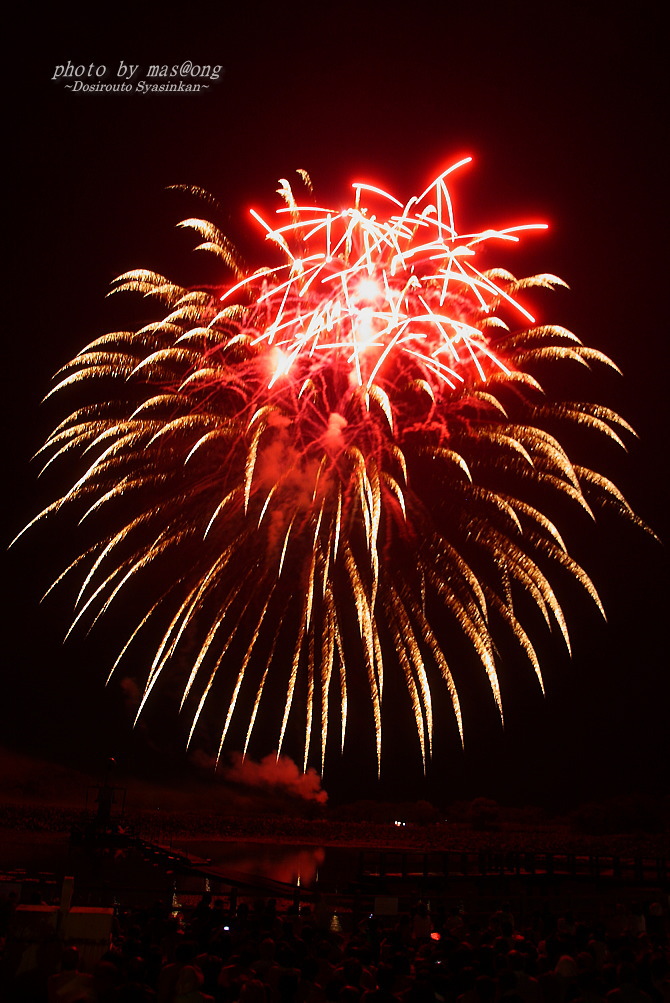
[3,886,667,1003]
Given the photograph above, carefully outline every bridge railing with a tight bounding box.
[357,849,668,885]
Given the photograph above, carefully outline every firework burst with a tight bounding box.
[22,159,650,774]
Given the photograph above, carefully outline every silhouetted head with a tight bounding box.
[61,946,80,971]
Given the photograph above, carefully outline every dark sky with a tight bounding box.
[4,1,668,808]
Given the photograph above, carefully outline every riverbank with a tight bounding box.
[1,802,668,859]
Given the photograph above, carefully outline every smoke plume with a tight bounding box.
[223,751,328,803]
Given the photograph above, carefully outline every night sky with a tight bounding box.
[4,1,668,809]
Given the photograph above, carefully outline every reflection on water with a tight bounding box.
[0,832,360,893]
[179,841,331,887]
[0,833,70,872]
